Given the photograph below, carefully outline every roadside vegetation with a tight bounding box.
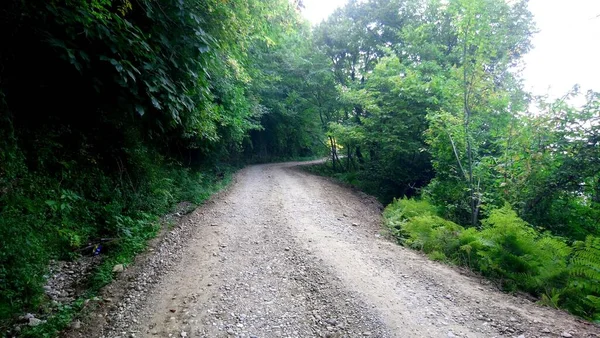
[384,199,600,321]
[300,0,600,323]
[0,0,310,335]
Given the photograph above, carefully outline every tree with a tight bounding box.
[425,0,533,225]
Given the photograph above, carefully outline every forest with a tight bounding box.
[0,0,598,335]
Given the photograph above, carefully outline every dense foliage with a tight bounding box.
[0,0,311,334]
[384,199,600,321]
[300,0,600,322]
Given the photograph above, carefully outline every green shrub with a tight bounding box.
[561,236,600,321]
[0,141,234,330]
[531,236,572,293]
[402,216,463,254]
[383,199,600,321]
[383,198,461,257]
[428,250,447,262]
[457,228,482,267]
[476,205,546,290]
[384,197,438,223]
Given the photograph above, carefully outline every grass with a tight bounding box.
[2,164,236,337]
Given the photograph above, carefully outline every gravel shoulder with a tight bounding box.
[64,162,600,338]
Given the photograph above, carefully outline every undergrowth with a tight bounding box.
[384,198,600,322]
[0,140,235,336]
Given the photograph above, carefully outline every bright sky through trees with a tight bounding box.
[301,0,600,100]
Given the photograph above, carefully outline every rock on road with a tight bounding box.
[78,162,599,338]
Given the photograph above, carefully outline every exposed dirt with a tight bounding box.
[65,161,600,338]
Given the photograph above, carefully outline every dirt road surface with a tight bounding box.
[74,162,599,338]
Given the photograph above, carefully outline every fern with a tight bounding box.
[570,236,600,293]
[539,289,561,309]
[384,202,600,320]
[402,215,463,254]
[557,236,600,320]
[384,197,437,224]
[383,197,440,244]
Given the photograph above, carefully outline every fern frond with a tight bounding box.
[569,236,600,294]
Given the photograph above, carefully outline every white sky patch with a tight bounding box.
[523,0,600,100]
[301,0,348,24]
[301,0,600,100]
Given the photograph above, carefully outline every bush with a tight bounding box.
[383,198,600,321]
[562,236,600,320]
[384,197,438,222]
[384,198,461,255]
[0,139,234,330]
[401,216,463,254]
[475,205,571,292]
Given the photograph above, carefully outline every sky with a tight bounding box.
[301,0,600,100]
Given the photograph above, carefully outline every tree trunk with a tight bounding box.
[329,135,337,172]
[462,20,478,227]
[346,146,351,171]
[356,146,365,165]
[594,176,600,203]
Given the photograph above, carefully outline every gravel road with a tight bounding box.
[68,162,600,338]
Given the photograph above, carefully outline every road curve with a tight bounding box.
[80,162,599,338]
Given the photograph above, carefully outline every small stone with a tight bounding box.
[112,264,124,273]
[28,318,44,327]
[169,309,176,313]
[210,223,218,227]
[517,335,525,338]
[71,320,82,330]
[541,328,551,333]
[561,333,573,338]
[351,223,359,226]
[227,329,235,335]
[509,316,517,322]
[447,332,456,338]
[284,247,290,251]
[325,318,337,326]
[363,332,372,336]
[180,331,187,337]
